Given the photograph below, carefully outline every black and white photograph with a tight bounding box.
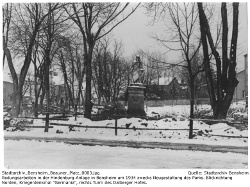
[1,0,248,178]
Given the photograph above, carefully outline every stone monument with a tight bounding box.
[127,56,146,116]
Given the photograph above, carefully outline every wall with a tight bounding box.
[144,98,210,107]
[244,54,248,98]
[3,81,13,106]
[98,98,211,107]
[234,70,245,100]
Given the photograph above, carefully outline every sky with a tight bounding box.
[110,2,248,71]
[1,2,248,75]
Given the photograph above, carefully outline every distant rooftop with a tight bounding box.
[158,76,181,85]
[3,73,13,83]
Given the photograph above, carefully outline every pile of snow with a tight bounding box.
[146,105,191,117]
[233,112,248,121]
[228,101,248,121]
[230,100,247,110]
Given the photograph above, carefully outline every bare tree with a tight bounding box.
[65,3,140,118]
[146,3,205,138]
[92,38,128,104]
[3,3,61,117]
[198,2,239,119]
[31,32,45,117]
[41,3,68,131]
[136,51,167,100]
[57,48,75,108]
[179,52,210,101]
[144,51,165,86]
[3,4,13,67]
[56,34,85,109]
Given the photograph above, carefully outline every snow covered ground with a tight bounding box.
[4,105,248,147]
[3,104,248,169]
[4,140,247,169]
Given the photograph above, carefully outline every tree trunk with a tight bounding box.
[60,53,74,109]
[5,27,39,117]
[3,46,18,116]
[34,69,42,117]
[81,90,84,107]
[14,92,23,117]
[39,86,45,112]
[189,77,195,139]
[44,49,50,132]
[64,75,74,109]
[34,96,39,117]
[213,104,228,119]
[84,46,94,119]
[221,3,229,91]
[198,3,239,119]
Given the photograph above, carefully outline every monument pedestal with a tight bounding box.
[127,83,146,116]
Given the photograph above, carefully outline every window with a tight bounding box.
[242,90,245,98]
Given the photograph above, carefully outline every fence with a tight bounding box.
[5,113,246,140]
[4,101,248,139]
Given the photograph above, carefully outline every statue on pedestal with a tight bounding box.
[132,55,145,85]
[127,55,146,116]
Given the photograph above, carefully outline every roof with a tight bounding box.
[159,77,173,85]
[158,77,181,85]
[237,69,245,75]
[3,73,13,83]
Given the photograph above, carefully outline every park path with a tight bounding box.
[4,139,247,169]
[4,135,248,154]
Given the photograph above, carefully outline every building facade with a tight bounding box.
[235,70,246,100]
[3,81,13,106]
[234,54,248,101]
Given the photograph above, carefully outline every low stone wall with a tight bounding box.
[96,98,211,107]
[145,98,211,107]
